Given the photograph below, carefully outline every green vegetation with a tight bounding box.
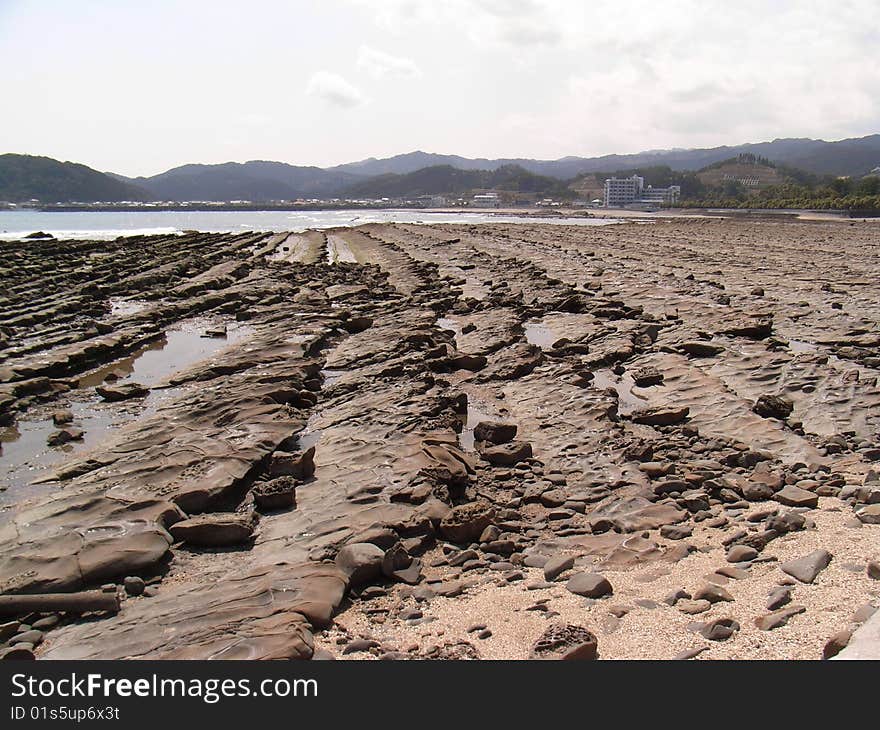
[344,164,576,200]
[681,173,880,210]
[0,154,150,203]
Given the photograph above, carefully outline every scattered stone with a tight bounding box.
[822,630,852,659]
[755,605,806,631]
[566,572,613,599]
[47,427,84,446]
[693,584,734,603]
[678,599,712,615]
[699,618,740,641]
[631,406,689,426]
[543,555,575,582]
[766,586,792,610]
[479,440,533,466]
[726,545,758,563]
[52,409,74,425]
[123,576,146,596]
[780,550,832,584]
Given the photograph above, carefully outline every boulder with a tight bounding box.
[96,382,149,401]
[680,341,724,358]
[381,542,413,578]
[631,366,664,387]
[753,394,794,420]
[439,501,495,544]
[335,543,385,586]
[267,446,315,480]
[52,409,74,425]
[530,623,598,660]
[252,477,297,511]
[47,427,84,446]
[473,421,518,445]
[727,545,758,563]
[631,406,689,426]
[479,440,532,466]
[123,576,146,597]
[856,505,880,524]
[822,630,852,659]
[693,584,733,603]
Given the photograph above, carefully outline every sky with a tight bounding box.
[1,0,878,176]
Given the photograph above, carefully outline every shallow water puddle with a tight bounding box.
[524,321,558,349]
[788,338,819,353]
[108,297,151,317]
[593,368,648,416]
[458,399,496,451]
[436,317,461,346]
[320,369,350,386]
[0,318,251,497]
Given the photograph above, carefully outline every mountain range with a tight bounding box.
[2,134,879,204]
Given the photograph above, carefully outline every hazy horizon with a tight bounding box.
[3,0,879,177]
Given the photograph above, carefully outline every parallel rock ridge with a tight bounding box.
[0,218,879,661]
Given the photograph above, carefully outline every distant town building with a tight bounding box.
[472,193,500,208]
[603,175,644,207]
[603,174,680,207]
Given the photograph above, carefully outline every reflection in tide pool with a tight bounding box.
[0,318,252,501]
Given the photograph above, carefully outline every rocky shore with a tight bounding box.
[1,218,879,660]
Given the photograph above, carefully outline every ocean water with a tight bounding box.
[0,209,618,240]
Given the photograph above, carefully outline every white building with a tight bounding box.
[604,175,680,207]
[603,175,644,207]
[640,184,681,205]
[472,193,500,208]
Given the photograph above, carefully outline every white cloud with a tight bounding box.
[305,71,367,108]
[352,0,564,48]
[356,46,422,79]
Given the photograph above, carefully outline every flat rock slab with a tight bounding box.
[631,406,689,426]
[780,549,832,584]
[0,519,174,594]
[170,513,255,547]
[42,562,347,660]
